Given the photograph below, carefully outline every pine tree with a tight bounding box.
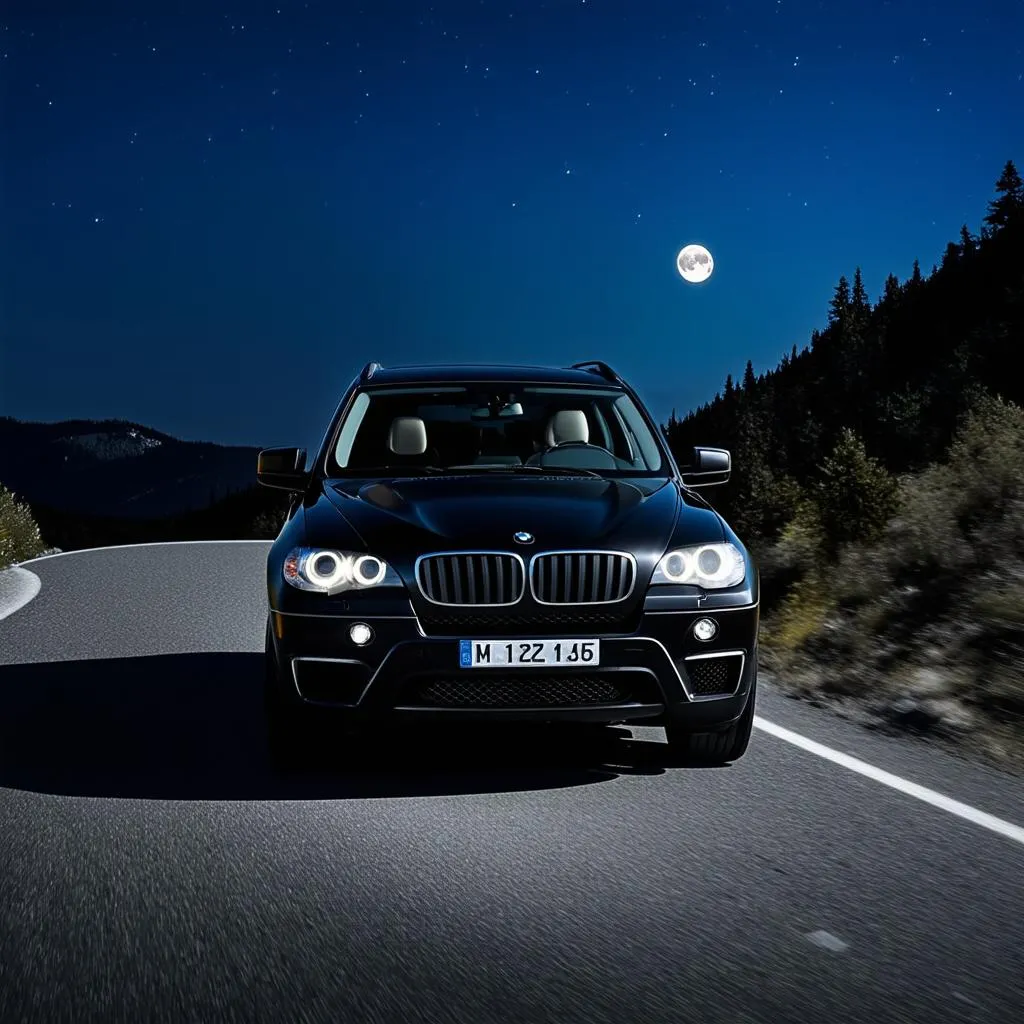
[742,360,757,393]
[837,268,872,435]
[851,267,868,311]
[850,267,870,330]
[910,259,922,286]
[983,159,1024,232]
[959,224,976,255]
[815,427,901,557]
[723,374,735,398]
[828,275,851,328]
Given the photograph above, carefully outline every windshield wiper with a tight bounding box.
[446,464,603,479]
[337,465,448,476]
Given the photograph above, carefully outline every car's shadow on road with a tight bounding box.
[0,653,707,800]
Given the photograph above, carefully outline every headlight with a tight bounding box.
[283,547,402,594]
[650,543,745,589]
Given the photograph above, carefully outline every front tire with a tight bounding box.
[665,674,757,766]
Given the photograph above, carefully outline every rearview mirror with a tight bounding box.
[680,446,731,487]
[472,401,524,419]
[257,446,309,491]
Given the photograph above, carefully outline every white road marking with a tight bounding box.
[15,539,272,565]
[806,930,849,953]
[754,716,1024,848]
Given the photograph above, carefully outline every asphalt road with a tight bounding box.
[1,541,1022,1024]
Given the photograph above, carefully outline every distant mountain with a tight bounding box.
[0,417,262,519]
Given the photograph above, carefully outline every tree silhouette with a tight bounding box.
[984,160,1023,232]
[850,268,869,324]
[827,275,851,329]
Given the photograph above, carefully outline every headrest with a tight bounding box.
[388,416,427,456]
[546,409,589,446]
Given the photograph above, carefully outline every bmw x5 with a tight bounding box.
[258,360,759,767]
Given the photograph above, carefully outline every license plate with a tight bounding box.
[459,639,600,668]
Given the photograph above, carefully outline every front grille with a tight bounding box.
[530,551,636,604]
[416,552,525,606]
[403,674,638,708]
[685,654,744,697]
[416,607,640,637]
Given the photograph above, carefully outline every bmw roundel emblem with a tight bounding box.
[513,531,534,545]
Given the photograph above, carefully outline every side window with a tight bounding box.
[333,392,371,467]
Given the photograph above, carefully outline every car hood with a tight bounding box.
[315,474,695,555]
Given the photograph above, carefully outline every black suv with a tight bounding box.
[258,361,759,767]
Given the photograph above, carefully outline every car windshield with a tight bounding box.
[326,383,666,477]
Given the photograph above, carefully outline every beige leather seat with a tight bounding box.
[388,416,428,456]
[544,409,589,446]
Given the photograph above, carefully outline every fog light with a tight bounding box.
[349,622,373,646]
[693,617,718,642]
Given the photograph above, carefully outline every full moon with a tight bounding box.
[676,243,714,284]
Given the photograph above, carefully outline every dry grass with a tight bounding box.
[761,574,834,653]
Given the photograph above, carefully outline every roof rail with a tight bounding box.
[360,361,383,381]
[569,360,621,384]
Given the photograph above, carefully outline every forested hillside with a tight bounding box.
[663,160,1023,761]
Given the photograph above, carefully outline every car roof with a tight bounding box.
[361,363,624,388]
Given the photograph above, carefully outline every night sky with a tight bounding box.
[1,1,1021,450]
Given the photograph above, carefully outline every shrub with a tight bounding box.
[744,468,805,541]
[0,484,46,569]
[880,395,1024,585]
[250,508,288,539]
[751,494,826,612]
[814,427,902,558]
[945,394,1024,564]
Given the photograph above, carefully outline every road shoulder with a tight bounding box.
[0,567,41,621]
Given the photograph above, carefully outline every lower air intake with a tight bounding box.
[405,674,636,708]
[684,653,744,697]
[292,658,370,705]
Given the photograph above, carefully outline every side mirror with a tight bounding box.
[257,446,309,491]
[680,446,731,487]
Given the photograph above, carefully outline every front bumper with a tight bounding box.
[268,601,759,730]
